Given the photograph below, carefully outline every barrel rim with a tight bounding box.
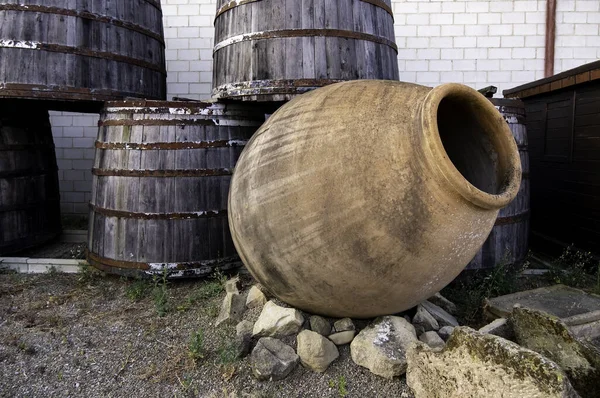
[490,98,526,108]
[213,28,398,53]
[214,0,394,20]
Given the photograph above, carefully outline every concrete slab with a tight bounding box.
[485,285,600,340]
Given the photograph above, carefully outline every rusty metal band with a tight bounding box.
[0,42,166,75]
[0,83,165,102]
[86,250,240,271]
[215,0,393,19]
[212,78,344,98]
[213,29,398,53]
[0,4,164,44]
[0,168,58,179]
[98,119,217,127]
[0,198,60,213]
[0,143,54,151]
[89,203,228,220]
[495,211,530,226]
[95,140,247,150]
[92,168,232,177]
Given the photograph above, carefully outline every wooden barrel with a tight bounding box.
[87,100,269,278]
[0,100,61,255]
[212,0,399,101]
[467,98,530,270]
[0,0,166,110]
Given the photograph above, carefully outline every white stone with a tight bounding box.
[252,301,304,337]
[297,330,339,372]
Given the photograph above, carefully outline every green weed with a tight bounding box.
[126,278,150,301]
[545,245,599,291]
[152,269,170,316]
[188,329,205,362]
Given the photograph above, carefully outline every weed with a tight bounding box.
[77,262,99,285]
[337,376,348,397]
[217,337,240,365]
[152,268,170,316]
[328,376,348,397]
[46,265,58,275]
[126,278,150,301]
[545,245,599,290]
[188,329,205,362]
[442,258,524,327]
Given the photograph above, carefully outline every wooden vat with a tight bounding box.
[467,99,530,269]
[212,0,399,101]
[0,0,166,111]
[87,100,269,278]
[0,100,61,255]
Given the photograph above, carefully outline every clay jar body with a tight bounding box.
[228,80,522,318]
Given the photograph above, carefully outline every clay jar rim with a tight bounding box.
[421,83,522,210]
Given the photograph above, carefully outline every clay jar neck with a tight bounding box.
[418,83,522,210]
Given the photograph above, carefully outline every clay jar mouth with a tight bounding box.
[421,83,522,210]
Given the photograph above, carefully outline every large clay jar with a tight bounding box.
[228,80,522,318]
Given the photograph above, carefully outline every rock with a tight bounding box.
[215,293,246,326]
[403,315,412,324]
[437,326,454,342]
[418,331,444,351]
[421,300,459,327]
[328,330,356,345]
[233,333,253,359]
[350,316,417,379]
[333,318,355,333]
[407,326,579,398]
[250,337,299,381]
[252,301,304,337]
[236,320,254,338]
[427,292,457,315]
[412,305,439,335]
[225,276,242,294]
[297,330,339,372]
[510,306,600,398]
[246,285,268,309]
[479,318,514,340]
[309,315,331,336]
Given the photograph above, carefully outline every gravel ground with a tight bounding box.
[0,270,413,398]
[14,242,87,259]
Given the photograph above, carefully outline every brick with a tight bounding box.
[429,60,452,71]
[429,37,453,48]
[405,60,430,72]
[395,25,417,36]
[454,13,477,24]
[501,12,526,23]
[397,49,417,60]
[453,60,477,71]
[464,48,488,59]
[62,127,84,137]
[418,2,441,13]
[430,14,453,25]
[501,36,525,47]
[454,37,477,48]
[441,48,464,60]
[490,24,513,36]
[478,13,501,24]
[514,1,539,12]
[441,2,465,13]
[477,59,500,71]
[417,48,441,60]
[416,72,440,83]
[407,14,429,25]
[440,71,464,82]
[441,25,464,36]
[407,37,430,48]
[466,2,489,12]
[575,24,599,35]
[465,25,488,36]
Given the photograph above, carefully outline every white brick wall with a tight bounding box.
[51,0,600,215]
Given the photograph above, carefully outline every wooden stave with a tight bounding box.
[212,0,399,101]
[0,101,61,255]
[0,0,166,106]
[87,101,267,278]
[466,100,530,270]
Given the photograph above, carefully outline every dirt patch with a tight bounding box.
[0,271,412,397]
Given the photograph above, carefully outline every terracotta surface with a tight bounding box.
[229,80,521,318]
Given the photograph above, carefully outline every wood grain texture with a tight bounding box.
[467,99,530,269]
[212,0,399,101]
[0,0,166,110]
[88,100,269,278]
[523,80,600,253]
[0,100,61,255]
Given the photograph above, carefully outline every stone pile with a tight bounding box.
[216,277,600,397]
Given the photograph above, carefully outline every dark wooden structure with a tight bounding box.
[0,0,166,112]
[467,98,530,269]
[87,100,269,278]
[504,61,600,253]
[0,100,61,255]
[212,0,399,101]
